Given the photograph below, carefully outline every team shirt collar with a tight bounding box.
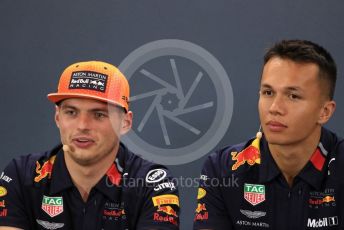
[49,143,126,199]
[49,147,74,195]
[259,127,336,189]
[94,143,126,201]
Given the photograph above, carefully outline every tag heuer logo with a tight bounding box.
[42,196,64,218]
[244,183,265,206]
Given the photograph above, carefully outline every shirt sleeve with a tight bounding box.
[193,153,234,230]
[0,158,30,229]
[135,167,180,230]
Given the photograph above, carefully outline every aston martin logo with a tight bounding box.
[36,219,64,229]
[240,209,266,219]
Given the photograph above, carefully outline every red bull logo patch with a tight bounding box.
[153,212,178,226]
[0,200,5,208]
[103,209,125,218]
[34,155,57,183]
[309,189,336,208]
[0,209,7,217]
[157,205,178,217]
[41,195,63,218]
[194,203,208,221]
[323,196,335,203]
[231,137,261,171]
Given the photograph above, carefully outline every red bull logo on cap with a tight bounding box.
[34,155,57,183]
[231,137,261,171]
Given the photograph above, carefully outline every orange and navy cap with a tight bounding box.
[47,61,129,112]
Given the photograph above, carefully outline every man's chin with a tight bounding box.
[67,149,97,166]
[264,134,289,146]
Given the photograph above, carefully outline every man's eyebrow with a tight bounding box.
[260,84,303,92]
[260,84,272,89]
[285,86,303,92]
[89,108,109,113]
[60,104,77,110]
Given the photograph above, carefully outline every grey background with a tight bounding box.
[1,1,344,229]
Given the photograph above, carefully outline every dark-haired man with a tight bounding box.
[0,61,180,230]
[194,40,343,229]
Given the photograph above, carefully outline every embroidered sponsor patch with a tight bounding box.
[236,220,269,228]
[197,188,206,200]
[153,212,178,226]
[152,194,179,207]
[200,175,208,181]
[146,169,167,183]
[36,219,64,229]
[0,200,5,208]
[35,156,56,183]
[41,196,64,218]
[154,182,176,192]
[0,186,7,197]
[103,201,126,221]
[194,203,208,221]
[309,188,336,208]
[0,172,12,183]
[240,209,266,219]
[244,183,265,206]
[69,71,108,92]
[307,216,338,228]
[0,209,7,217]
[157,205,178,217]
[231,137,261,171]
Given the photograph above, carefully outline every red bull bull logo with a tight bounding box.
[323,196,335,203]
[157,205,178,217]
[34,155,57,183]
[195,203,206,213]
[194,203,208,221]
[231,137,261,171]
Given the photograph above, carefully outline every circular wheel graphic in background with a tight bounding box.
[118,39,233,165]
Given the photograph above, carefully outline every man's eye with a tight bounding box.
[262,90,273,96]
[95,112,107,118]
[65,110,76,116]
[289,94,300,100]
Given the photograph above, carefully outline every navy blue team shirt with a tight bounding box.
[0,143,179,229]
[193,127,344,229]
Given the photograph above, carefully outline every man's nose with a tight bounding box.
[76,113,92,131]
[269,95,285,115]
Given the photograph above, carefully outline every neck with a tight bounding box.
[64,147,118,202]
[268,127,321,187]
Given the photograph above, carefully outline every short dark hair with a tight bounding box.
[264,40,337,100]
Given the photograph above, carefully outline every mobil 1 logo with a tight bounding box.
[69,71,108,92]
[307,216,338,228]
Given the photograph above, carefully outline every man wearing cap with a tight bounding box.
[193,40,344,229]
[0,61,180,229]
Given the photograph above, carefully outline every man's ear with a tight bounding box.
[318,100,336,125]
[120,111,133,135]
[55,105,61,128]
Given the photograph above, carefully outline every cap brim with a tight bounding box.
[47,93,127,112]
